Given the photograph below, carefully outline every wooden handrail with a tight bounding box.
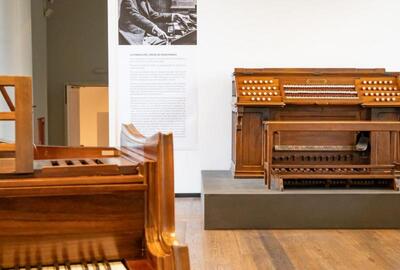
[0,143,15,151]
[0,112,15,120]
[0,76,32,174]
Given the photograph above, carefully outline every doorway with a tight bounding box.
[65,85,109,147]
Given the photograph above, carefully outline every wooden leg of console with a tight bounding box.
[264,171,268,188]
[394,178,400,191]
[264,162,270,188]
[173,245,190,270]
[278,177,284,192]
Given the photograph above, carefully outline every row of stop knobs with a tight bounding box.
[374,97,397,102]
[243,91,279,96]
[364,92,399,96]
[243,80,274,84]
[362,80,394,85]
[241,86,278,90]
[251,97,273,101]
[361,86,397,91]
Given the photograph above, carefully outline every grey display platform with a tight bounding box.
[202,171,400,229]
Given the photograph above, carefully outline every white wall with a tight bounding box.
[110,0,400,193]
[31,0,48,144]
[0,0,32,76]
[197,0,400,172]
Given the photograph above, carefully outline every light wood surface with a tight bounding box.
[0,76,33,174]
[0,111,15,120]
[176,198,400,270]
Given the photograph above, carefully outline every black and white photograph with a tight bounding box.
[118,0,197,45]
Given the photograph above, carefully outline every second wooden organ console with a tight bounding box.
[232,68,400,190]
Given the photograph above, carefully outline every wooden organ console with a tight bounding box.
[232,68,400,190]
[0,76,190,269]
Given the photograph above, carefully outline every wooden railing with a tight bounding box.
[0,76,32,174]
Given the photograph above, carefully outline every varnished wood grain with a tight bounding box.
[176,198,400,270]
[15,76,33,173]
[0,111,15,120]
[0,143,15,151]
[0,158,15,173]
[0,192,145,268]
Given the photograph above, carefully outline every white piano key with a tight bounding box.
[86,263,96,270]
[70,264,84,270]
[108,262,127,270]
[95,264,104,270]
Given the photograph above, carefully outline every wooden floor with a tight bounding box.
[175,198,400,270]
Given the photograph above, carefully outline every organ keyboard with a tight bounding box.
[0,77,190,269]
[283,84,358,100]
[232,68,400,190]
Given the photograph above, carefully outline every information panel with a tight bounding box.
[109,0,198,149]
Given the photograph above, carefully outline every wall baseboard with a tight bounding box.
[175,193,201,198]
